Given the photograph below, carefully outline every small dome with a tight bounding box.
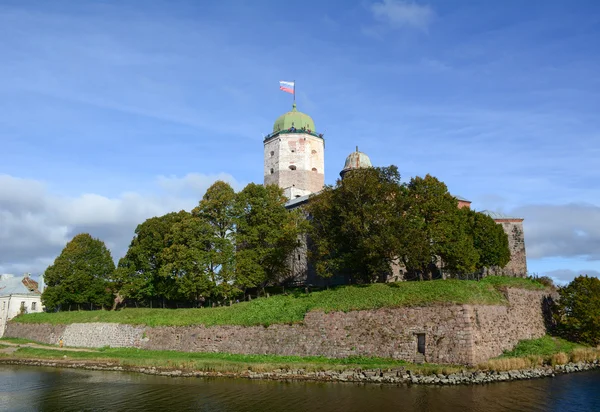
[273,103,316,133]
[340,147,372,178]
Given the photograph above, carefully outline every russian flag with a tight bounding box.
[279,80,295,94]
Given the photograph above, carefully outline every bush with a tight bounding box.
[570,348,600,363]
[550,352,569,366]
[529,275,555,288]
[554,275,600,346]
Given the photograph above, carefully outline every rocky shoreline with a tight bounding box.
[0,357,599,385]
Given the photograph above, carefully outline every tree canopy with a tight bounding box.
[235,183,307,290]
[307,169,511,282]
[45,171,514,311]
[42,233,115,310]
[114,211,189,304]
[307,166,403,283]
[553,275,600,346]
[111,181,305,307]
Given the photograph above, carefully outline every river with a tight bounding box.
[0,366,599,411]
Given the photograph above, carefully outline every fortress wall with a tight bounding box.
[466,289,551,365]
[5,288,552,365]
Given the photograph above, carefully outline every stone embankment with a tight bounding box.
[0,358,598,385]
[5,288,553,366]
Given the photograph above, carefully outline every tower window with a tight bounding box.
[289,165,297,171]
[270,151,274,157]
[270,168,274,174]
[291,149,295,153]
[311,150,317,154]
[312,168,317,172]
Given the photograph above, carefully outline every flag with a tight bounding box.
[279,80,295,94]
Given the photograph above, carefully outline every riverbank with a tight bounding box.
[1,356,599,385]
[1,337,599,385]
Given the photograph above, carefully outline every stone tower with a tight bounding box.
[481,211,528,277]
[264,103,324,199]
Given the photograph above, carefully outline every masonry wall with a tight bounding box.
[465,288,550,364]
[5,288,551,365]
[264,133,325,196]
[485,220,528,278]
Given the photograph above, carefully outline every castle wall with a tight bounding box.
[486,219,528,277]
[6,288,550,365]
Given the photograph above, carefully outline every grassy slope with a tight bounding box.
[500,335,583,358]
[482,336,600,371]
[13,277,545,327]
[0,345,462,375]
[1,335,598,375]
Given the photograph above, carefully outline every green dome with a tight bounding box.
[273,103,316,133]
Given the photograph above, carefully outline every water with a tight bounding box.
[0,366,599,411]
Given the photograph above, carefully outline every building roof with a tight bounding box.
[0,274,40,296]
[285,193,312,209]
[273,103,316,133]
[340,147,372,178]
[480,210,524,220]
[454,195,471,203]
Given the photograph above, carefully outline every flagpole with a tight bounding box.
[293,79,296,103]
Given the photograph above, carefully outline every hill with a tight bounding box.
[14,277,546,327]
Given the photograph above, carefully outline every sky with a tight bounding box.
[1,0,599,285]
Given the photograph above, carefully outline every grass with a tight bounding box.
[0,337,44,345]
[4,346,462,375]
[13,277,546,327]
[499,336,582,358]
[480,336,600,371]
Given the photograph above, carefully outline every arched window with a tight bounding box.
[270,151,274,157]
[289,165,297,171]
[270,168,274,174]
[311,149,317,154]
[312,168,317,172]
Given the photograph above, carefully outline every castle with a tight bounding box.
[263,103,527,283]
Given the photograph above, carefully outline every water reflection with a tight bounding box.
[0,366,598,411]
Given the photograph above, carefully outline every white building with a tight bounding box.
[0,274,44,337]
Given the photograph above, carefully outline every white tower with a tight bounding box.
[264,103,325,199]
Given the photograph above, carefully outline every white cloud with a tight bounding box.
[0,173,244,276]
[513,203,600,260]
[541,269,600,286]
[370,0,434,31]
[157,173,245,195]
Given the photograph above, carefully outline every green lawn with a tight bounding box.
[13,276,546,327]
[499,336,583,358]
[7,346,461,375]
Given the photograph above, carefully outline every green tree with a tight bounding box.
[459,208,510,270]
[235,183,306,291]
[191,181,237,299]
[400,175,478,279]
[115,211,189,305]
[307,166,404,283]
[554,275,600,346]
[42,233,115,310]
[160,215,216,304]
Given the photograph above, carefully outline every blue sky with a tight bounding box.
[1,0,599,283]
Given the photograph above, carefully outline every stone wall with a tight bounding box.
[466,289,550,364]
[486,219,528,277]
[264,133,325,196]
[5,288,552,365]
